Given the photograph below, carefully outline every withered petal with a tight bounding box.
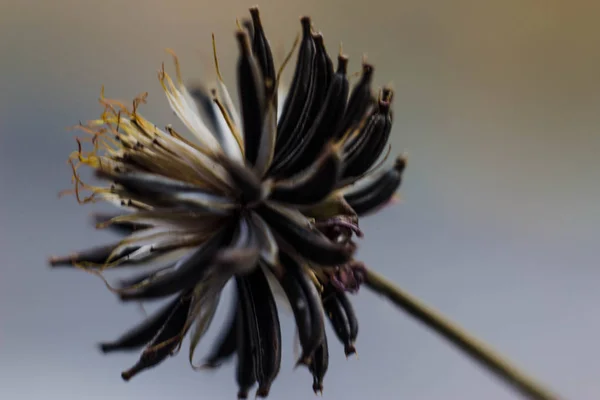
[116,264,176,289]
[95,168,202,194]
[189,85,223,137]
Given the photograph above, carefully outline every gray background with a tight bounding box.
[1,0,599,399]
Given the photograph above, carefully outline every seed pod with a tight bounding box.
[235,268,282,399]
[335,62,375,140]
[322,286,356,356]
[119,224,235,300]
[249,268,282,398]
[120,290,193,381]
[308,333,329,394]
[92,212,151,236]
[99,295,182,353]
[257,204,355,266]
[343,156,406,216]
[276,54,349,175]
[341,93,393,181]
[269,143,342,206]
[337,292,358,346]
[241,18,254,42]
[278,252,325,365]
[48,242,139,268]
[276,253,315,364]
[235,285,256,400]
[272,17,317,161]
[249,7,276,97]
[236,30,266,167]
[202,299,239,369]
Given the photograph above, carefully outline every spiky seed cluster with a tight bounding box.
[50,7,406,398]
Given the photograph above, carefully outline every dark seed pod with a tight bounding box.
[268,143,342,206]
[235,286,256,400]
[277,54,349,175]
[270,32,335,179]
[249,7,276,97]
[308,332,329,394]
[48,242,139,268]
[236,30,266,167]
[322,285,356,356]
[202,300,239,369]
[249,268,282,398]
[92,212,151,236]
[278,252,325,365]
[341,93,393,180]
[272,17,317,162]
[236,268,282,399]
[335,62,375,140]
[337,290,359,348]
[99,295,182,353]
[313,33,334,95]
[343,156,406,216]
[120,290,193,381]
[241,18,254,42]
[119,224,235,301]
[257,204,355,266]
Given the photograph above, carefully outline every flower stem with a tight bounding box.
[363,269,560,400]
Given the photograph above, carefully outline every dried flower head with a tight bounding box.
[50,7,406,398]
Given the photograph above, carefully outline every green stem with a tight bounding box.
[363,268,560,400]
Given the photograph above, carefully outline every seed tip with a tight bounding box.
[256,385,271,398]
[344,343,357,357]
[235,30,252,54]
[98,343,111,353]
[312,383,324,396]
[121,369,133,381]
[300,16,312,33]
[336,55,348,74]
[48,255,71,267]
[394,156,407,172]
[249,6,260,20]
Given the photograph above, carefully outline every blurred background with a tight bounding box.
[1,0,599,399]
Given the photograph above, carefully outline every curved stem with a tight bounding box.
[363,268,560,400]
